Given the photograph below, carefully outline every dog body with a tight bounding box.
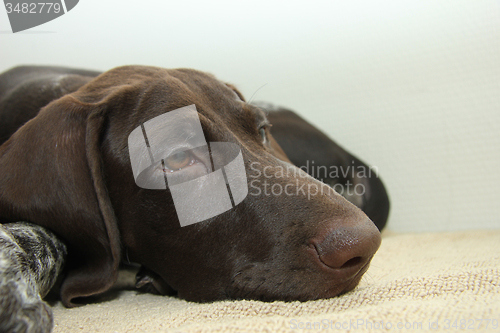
[0,66,387,331]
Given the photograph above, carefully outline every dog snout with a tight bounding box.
[309,218,381,276]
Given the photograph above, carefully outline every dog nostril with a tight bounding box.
[311,219,381,270]
[340,256,363,269]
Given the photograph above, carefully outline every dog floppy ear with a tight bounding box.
[0,93,120,307]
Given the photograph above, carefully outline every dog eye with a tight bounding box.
[258,127,267,144]
[258,123,272,145]
[163,151,193,172]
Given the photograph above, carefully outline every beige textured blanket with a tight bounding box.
[52,230,500,332]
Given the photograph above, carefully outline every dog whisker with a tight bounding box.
[246,83,268,105]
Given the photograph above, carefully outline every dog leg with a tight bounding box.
[135,266,176,296]
[0,222,67,333]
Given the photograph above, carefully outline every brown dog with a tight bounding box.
[0,65,383,308]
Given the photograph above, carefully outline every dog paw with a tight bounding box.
[0,282,53,333]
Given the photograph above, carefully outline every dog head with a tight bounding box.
[0,66,381,306]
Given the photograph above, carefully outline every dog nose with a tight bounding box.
[310,219,381,271]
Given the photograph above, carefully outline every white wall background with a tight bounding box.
[1,0,499,232]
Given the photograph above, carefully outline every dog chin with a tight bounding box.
[220,267,371,303]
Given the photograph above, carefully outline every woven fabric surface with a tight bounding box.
[52,230,500,332]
